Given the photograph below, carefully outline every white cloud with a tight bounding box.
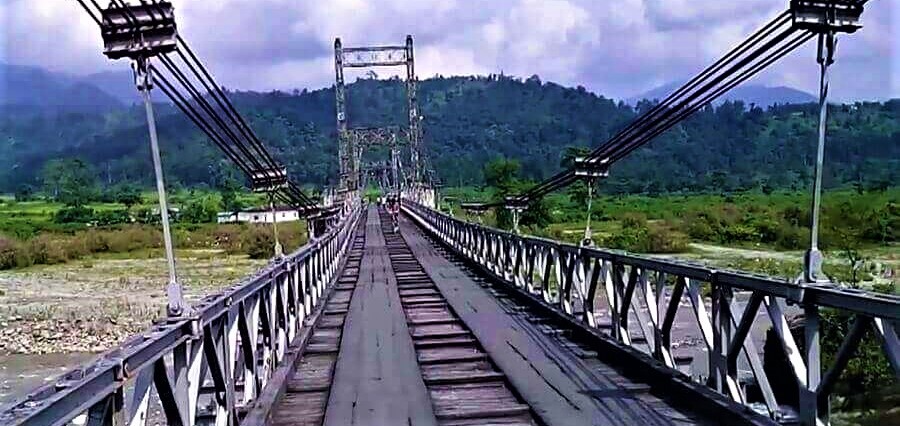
[0,0,895,101]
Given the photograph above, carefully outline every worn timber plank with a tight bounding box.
[322,208,438,426]
[399,215,720,426]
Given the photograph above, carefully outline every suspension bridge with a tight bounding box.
[1,1,897,425]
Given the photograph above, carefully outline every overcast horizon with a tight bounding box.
[1,0,897,102]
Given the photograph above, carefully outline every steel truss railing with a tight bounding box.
[0,207,363,426]
[403,202,899,425]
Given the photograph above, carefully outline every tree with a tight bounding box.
[42,159,99,206]
[14,184,35,201]
[483,158,520,195]
[483,158,522,230]
[41,160,66,200]
[521,197,551,228]
[113,184,143,210]
[2,78,898,195]
[840,246,869,286]
[219,176,245,213]
[221,190,243,213]
[181,195,220,223]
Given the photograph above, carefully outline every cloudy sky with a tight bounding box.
[1,0,897,101]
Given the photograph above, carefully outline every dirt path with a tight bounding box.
[687,243,802,261]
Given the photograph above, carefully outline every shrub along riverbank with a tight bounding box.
[0,189,306,270]
[0,222,306,270]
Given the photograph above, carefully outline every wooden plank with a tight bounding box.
[322,208,438,426]
[399,216,720,426]
[243,220,365,426]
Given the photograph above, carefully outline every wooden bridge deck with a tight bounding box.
[267,206,745,425]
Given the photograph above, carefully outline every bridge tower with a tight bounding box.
[333,35,424,205]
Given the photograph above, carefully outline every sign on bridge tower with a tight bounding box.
[333,36,423,200]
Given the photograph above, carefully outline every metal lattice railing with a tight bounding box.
[0,207,364,426]
[404,202,899,426]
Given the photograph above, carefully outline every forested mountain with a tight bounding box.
[628,82,816,108]
[0,64,125,110]
[78,70,144,106]
[0,74,897,195]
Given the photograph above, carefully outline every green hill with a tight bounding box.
[1,75,897,194]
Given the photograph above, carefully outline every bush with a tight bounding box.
[24,235,69,265]
[134,207,160,224]
[232,223,307,259]
[111,184,143,209]
[721,223,753,242]
[182,195,221,224]
[80,230,110,253]
[521,198,551,228]
[211,225,243,251]
[774,225,808,250]
[0,221,39,240]
[14,185,36,201]
[1,228,154,270]
[750,216,782,244]
[54,206,95,224]
[95,209,132,226]
[106,227,161,252]
[684,210,726,242]
[604,214,650,252]
[0,237,18,270]
[782,205,806,227]
[647,223,690,253]
[871,281,896,294]
[241,225,275,259]
[603,215,688,253]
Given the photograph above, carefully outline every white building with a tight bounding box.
[217,207,301,224]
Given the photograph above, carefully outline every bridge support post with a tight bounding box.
[801,304,823,425]
[135,57,184,316]
[96,2,184,316]
[269,193,284,259]
[405,35,422,183]
[505,198,527,235]
[803,31,836,284]
[511,208,521,234]
[574,156,608,247]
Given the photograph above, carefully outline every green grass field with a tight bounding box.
[0,190,306,271]
[2,187,897,290]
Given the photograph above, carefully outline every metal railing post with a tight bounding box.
[801,304,822,425]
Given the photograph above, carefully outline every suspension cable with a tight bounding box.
[488,9,816,207]
[76,0,320,212]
